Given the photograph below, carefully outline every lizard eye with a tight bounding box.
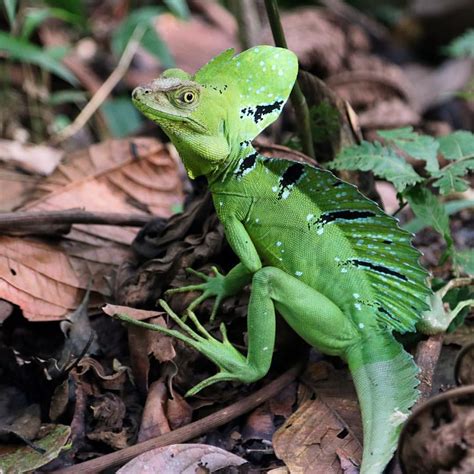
[182,91,196,103]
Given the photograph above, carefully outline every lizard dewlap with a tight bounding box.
[132,46,436,474]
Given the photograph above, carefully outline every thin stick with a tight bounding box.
[264,0,315,159]
[0,209,152,230]
[53,25,146,143]
[54,362,303,473]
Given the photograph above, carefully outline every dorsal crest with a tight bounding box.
[194,46,298,141]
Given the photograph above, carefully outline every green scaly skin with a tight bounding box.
[128,46,451,473]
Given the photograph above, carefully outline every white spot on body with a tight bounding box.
[295,271,303,277]
[355,303,362,311]
[334,257,340,262]
[272,186,278,192]
[358,322,365,329]
[306,214,314,221]
[281,189,290,199]
[341,268,348,273]
[278,70,283,76]
[219,201,223,206]
[255,218,260,223]
[276,241,282,247]
[317,228,324,235]
[353,293,360,298]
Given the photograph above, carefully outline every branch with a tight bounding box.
[263,0,315,159]
[52,25,146,143]
[0,209,152,232]
[54,362,303,473]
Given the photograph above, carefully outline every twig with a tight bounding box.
[53,362,303,473]
[0,209,152,231]
[414,334,444,405]
[53,25,146,143]
[229,0,262,50]
[264,0,315,159]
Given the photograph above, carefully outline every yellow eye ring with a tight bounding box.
[183,91,195,103]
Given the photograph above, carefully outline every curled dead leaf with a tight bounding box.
[117,443,246,474]
[399,385,474,474]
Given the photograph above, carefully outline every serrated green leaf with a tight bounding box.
[328,141,423,192]
[453,250,474,276]
[405,187,453,249]
[432,158,474,194]
[0,32,76,84]
[403,199,474,233]
[4,0,17,28]
[377,126,440,174]
[437,131,474,161]
[163,0,190,19]
[445,28,474,58]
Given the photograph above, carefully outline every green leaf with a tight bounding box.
[377,127,440,174]
[21,7,85,40]
[405,187,453,249]
[437,131,474,161]
[163,0,190,19]
[328,141,423,192]
[140,27,175,69]
[48,89,87,105]
[4,0,17,28]
[0,32,76,84]
[44,0,85,20]
[432,159,474,194]
[112,7,174,68]
[445,28,474,58]
[101,97,143,137]
[403,199,474,233]
[453,250,474,276]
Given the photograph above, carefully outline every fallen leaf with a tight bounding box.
[0,138,183,321]
[273,398,362,473]
[0,169,41,212]
[0,139,63,175]
[137,381,170,442]
[0,424,71,473]
[117,443,246,474]
[399,386,474,473]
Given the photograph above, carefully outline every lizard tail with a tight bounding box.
[346,332,419,474]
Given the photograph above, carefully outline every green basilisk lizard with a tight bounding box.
[128,46,454,473]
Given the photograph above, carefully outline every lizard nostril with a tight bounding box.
[132,87,141,100]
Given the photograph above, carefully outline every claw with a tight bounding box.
[186,309,212,339]
[186,267,210,280]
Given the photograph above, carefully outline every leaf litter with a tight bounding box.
[1,1,473,472]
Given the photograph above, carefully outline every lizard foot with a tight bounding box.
[165,266,227,320]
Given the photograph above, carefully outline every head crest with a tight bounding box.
[194,46,298,141]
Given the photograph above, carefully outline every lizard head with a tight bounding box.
[132,46,298,179]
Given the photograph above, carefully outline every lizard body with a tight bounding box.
[131,46,440,473]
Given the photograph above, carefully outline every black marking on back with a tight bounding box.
[277,163,305,199]
[332,181,344,187]
[349,259,408,281]
[235,152,258,178]
[378,305,396,321]
[239,100,284,124]
[316,210,376,226]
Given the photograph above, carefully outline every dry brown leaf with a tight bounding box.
[138,381,171,442]
[0,169,41,212]
[156,9,237,72]
[0,138,183,321]
[0,139,63,175]
[273,398,362,474]
[117,443,247,474]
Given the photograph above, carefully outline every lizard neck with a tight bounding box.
[207,140,256,191]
